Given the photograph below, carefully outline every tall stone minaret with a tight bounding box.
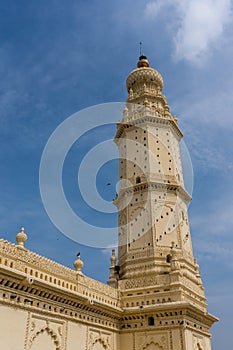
[112,55,218,350]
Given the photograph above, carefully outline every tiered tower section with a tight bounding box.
[113,55,217,350]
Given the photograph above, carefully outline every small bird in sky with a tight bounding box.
[107,183,111,186]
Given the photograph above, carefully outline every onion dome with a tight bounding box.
[126,54,163,96]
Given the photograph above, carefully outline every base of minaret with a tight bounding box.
[119,302,218,350]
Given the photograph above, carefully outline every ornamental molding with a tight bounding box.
[192,333,204,350]
[114,113,182,140]
[119,274,170,290]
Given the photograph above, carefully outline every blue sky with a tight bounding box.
[0,1,232,348]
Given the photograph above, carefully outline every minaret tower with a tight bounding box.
[113,55,218,350]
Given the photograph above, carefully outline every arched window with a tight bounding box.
[136,176,141,184]
[166,254,172,263]
[148,316,155,326]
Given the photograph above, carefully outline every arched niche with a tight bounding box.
[92,338,107,350]
[30,327,60,350]
[143,342,163,350]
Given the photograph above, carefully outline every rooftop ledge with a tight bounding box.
[0,238,119,307]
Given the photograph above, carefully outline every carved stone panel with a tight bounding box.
[25,313,66,350]
[87,327,113,350]
[135,331,169,350]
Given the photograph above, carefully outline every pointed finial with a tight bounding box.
[16,227,27,248]
[139,42,142,56]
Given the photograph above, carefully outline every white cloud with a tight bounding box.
[145,0,232,64]
[145,1,170,17]
[174,0,232,63]
[171,88,233,173]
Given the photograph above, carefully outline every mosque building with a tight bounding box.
[0,55,218,350]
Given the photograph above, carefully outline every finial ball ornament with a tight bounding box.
[16,227,27,247]
[74,254,84,274]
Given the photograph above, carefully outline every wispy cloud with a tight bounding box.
[145,0,232,64]
[171,86,233,174]
[179,90,233,125]
[182,123,233,174]
[145,1,169,17]
[195,239,233,269]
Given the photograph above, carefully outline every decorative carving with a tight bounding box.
[179,329,184,350]
[193,334,204,350]
[0,238,119,308]
[169,330,173,350]
[88,328,112,350]
[24,312,31,350]
[25,314,65,350]
[136,332,168,350]
[126,68,163,93]
[119,273,170,289]
[29,327,61,349]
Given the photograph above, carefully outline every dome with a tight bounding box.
[126,55,163,93]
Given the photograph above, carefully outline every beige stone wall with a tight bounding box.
[184,329,212,350]
[0,304,28,350]
[0,303,119,350]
